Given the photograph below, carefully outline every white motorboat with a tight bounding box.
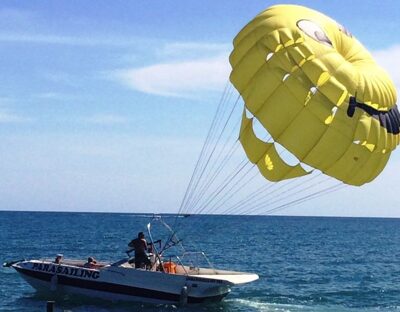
[6,217,258,305]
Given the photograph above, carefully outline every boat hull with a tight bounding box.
[13,260,230,304]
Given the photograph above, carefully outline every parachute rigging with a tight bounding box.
[177,4,398,218]
[177,85,345,217]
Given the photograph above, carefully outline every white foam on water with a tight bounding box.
[226,298,304,312]
[225,298,381,312]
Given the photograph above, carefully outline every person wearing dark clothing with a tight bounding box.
[128,232,151,269]
[54,254,63,264]
[84,257,97,268]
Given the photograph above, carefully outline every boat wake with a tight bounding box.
[227,298,307,312]
[226,298,399,312]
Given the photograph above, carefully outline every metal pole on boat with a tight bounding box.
[179,286,188,306]
[46,301,55,312]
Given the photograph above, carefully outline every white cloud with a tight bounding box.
[0,110,31,123]
[113,43,400,99]
[0,33,91,45]
[373,45,400,92]
[41,71,80,86]
[114,54,230,97]
[0,99,30,123]
[159,42,230,58]
[35,92,69,100]
[0,32,145,47]
[83,114,128,125]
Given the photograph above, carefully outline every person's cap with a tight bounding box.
[88,257,94,262]
[56,254,63,257]
[138,232,145,238]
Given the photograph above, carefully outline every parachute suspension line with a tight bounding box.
[182,41,355,217]
[183,83,236,210]
[215,43,347,217]
[196,127,276,214]
[237,41,350,216]
[191,119,277,216]
[189,157,249,214]
[197,163,257,213]
[235,172,323,215]
[263,174,326,205]
[219,41,350,216]
[220,176,298,215]
[255,183,347,216]
[182,140,241,215]
[181,94,242,214]
[218,179,277,215]
[240,173,330,215]
[192,159,252,214]
[177,81,232,216]
[200,84,236,158]
[201,167,260,215]
[181,51,348,217]
[217,130,282,214]
[182,87,236,214]
[182,115,242,214]
[209,130,303,215]
[197,119,288,215]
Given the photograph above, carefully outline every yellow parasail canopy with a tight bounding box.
[230,4,399,186]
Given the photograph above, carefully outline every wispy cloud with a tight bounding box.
[113,54,230,97]
[0,6,142,47]
[0,110,31,123]
[41,71,81,87]
[106,40,231,97]
[83,114,128,125]
[0,33,68,45]
[158,42,230,59]
[34,92,75,101]
[0,32,134,46]
[113,43,400,98]
[373,44,400,91]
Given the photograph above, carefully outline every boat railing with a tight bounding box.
[164,251,216,275]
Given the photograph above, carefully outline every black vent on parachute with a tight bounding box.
[347,96,400,135]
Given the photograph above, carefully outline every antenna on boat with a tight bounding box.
[147,220,164,272]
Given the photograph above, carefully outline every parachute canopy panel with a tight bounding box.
[239,111,311,182]
[230,4,399,186]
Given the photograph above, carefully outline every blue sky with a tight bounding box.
[0,0,399,216]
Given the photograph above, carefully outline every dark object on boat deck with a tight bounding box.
[46,301,55,312]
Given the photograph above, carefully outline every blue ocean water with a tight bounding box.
[1,211,400,312]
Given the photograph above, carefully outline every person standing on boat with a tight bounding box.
[84,257,97,268]
[128,232,151,269]
[54,254,63,264]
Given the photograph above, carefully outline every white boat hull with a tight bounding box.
[13,260,236,304]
